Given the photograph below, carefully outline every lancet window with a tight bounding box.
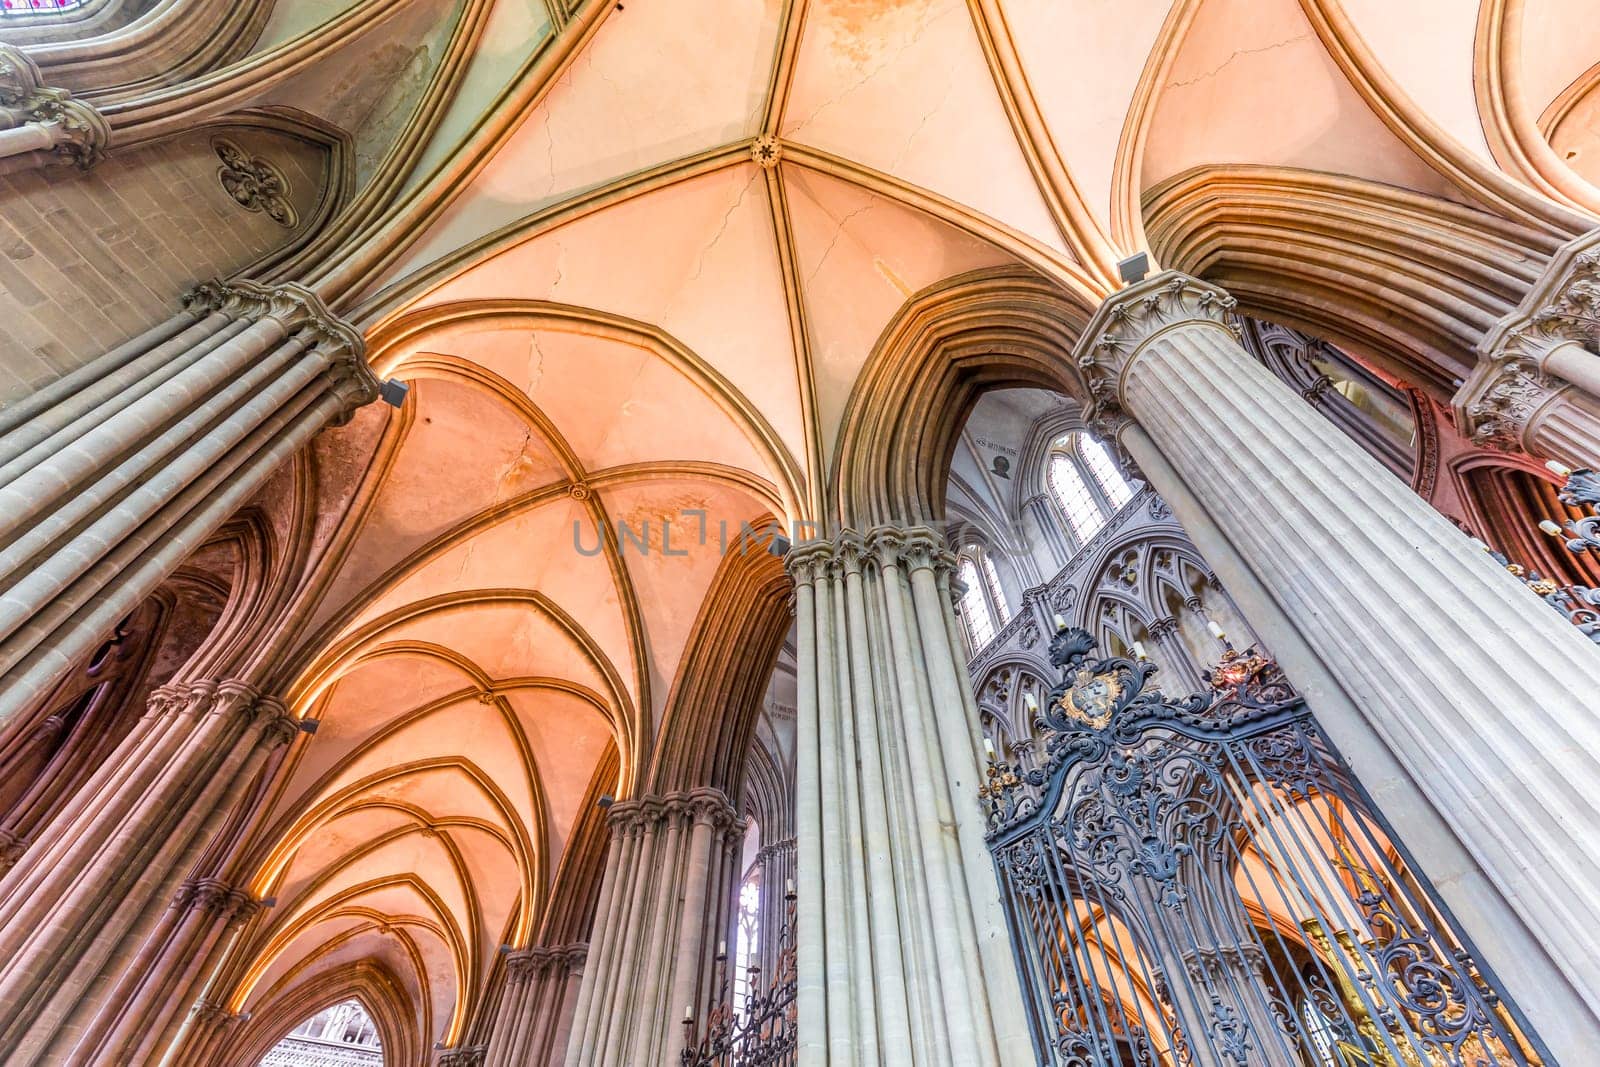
[1046,433,1136,548]
[732,868,762,1018]
[957,546,1012,650]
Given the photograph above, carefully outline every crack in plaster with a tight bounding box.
[803,202,874,290]
[1165,34,1310,91]
[789,0,949,134]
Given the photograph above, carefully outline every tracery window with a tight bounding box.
[1046,432,1135,547]
[732,868,761,1018]
[957,554,998,649]
[0,0,83,13]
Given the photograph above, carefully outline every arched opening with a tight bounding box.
[259,998,383,1066]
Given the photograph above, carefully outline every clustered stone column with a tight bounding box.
[563,789,741,1067]
[786,530,1032,1067]
[1078,271,1600,1063]
[486,943,586,1067]
[180,999,244,1063]
[753,836,796,983]
[0,280,379,728]
[70,875,264,1066]
[0,679,298,1066]
[0,45,108,169]
[1455,229,1600,467]
[1143,614,1204,695]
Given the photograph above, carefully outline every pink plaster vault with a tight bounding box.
[2,0,1597,1061]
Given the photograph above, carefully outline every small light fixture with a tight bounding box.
[768,534,791,557]
[298,718,319,734]
[379,379,410,408]
[1117,252,1150,286]
[597,794,615,809]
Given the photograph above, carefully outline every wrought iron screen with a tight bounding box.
[982,628,1550,1067]
[682,887,798,1067]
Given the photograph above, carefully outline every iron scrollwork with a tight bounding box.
[681,889,798,1067]
[983,628,1548,1067]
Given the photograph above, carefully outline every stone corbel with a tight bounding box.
[1458,227,1600,450]
[0,45,109,169]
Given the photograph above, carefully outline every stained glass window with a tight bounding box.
[1,0,83,13]
[732,869,761,1018]
[958,553,997,649]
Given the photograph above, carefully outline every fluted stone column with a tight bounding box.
[0,280,379,727]
[0,45,108,169]
[787,530,1032,1067]
[0,679,298,1065]
[563,789,740,1067]
[1078,271,1600,1063]
[487,944,586,1067]
[1456,228,1600,466]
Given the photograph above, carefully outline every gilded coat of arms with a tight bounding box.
[1056,666,1123,729]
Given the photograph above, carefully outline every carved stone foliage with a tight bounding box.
[1464,230,1600,447]
[1455,356,1560,450]
[1073,273,1239,427]
[212,137,297,228]
[0,44,109,169]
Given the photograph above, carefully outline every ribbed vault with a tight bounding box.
[101,0,1600,1054]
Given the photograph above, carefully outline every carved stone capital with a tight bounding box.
[1146,615,1179,639]
[1452,353,1564,451]
[0,46,109,170]
[783,540,835,587]
[682,787,739,833]
[868,523,952,576]
[0,828,26,866]
[835,530,870,576]
[1480,229,1600,370]
[437,1046,486,1067]
[1072,272,1238,425]
[604,797,643,834]
[504,947,541,981]
[183,280,378,413]
[188,998,239,1028]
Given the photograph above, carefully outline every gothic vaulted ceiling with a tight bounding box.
[199,0,1600,1047]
